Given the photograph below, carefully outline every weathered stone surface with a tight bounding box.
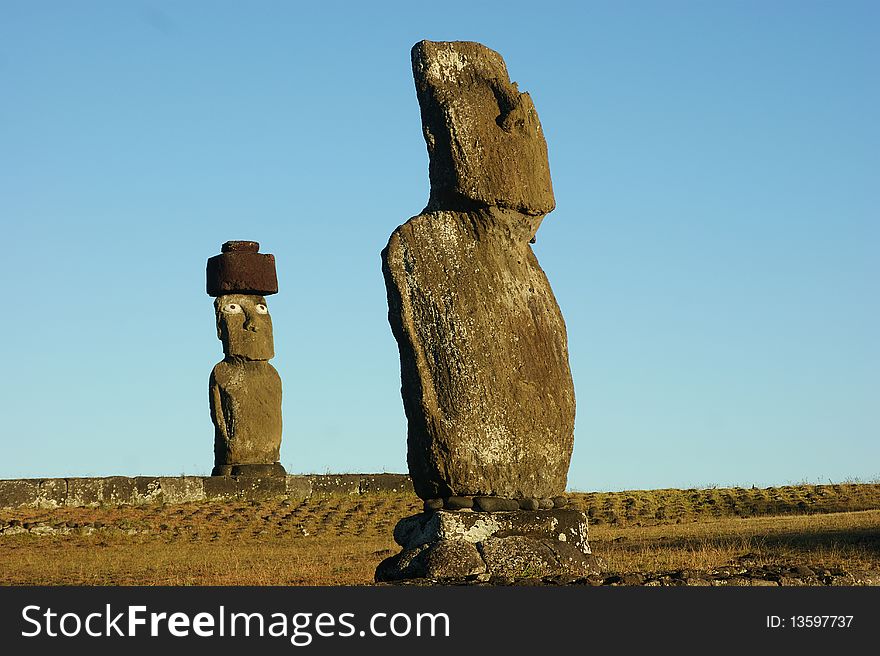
[102,477,137,504]
[444,495,474,510]
[0,474,411,509]
[213,463,286,478]
[392,509,591,553]
[375,543,431,582]
[376,539,486,582]
[478,535,600,579]
[378,509,594,583]
[285,476,313,499]
[0,479,40,508]
[518,498,540,511]
[478,535,558,578]
[383,207,575,500]
[210,292,283,476]
[383,43,574,502]
[157,476,206,504]
[66,476,157,506]
[474,496,520,512]
[424,498,444,511]
[35,479,67,508]
[421,539,486,578]
[412,40,554,216]
[133,477,165,504]
[202,474,286,501]
[65,478,104,506]
[206,241,278,297]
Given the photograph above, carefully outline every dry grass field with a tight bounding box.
[1,483,879,585]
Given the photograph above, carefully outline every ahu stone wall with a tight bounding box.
[0,474,413,510]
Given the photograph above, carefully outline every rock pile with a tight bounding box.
[376,509,600,582]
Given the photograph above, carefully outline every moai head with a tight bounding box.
[207,240,279,360]
[411,40,555,218]
[215,294,274,360]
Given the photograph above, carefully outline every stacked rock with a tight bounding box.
[377,41,597,581]
[207,241,285,478]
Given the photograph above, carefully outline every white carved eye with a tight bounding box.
[222,303,243,314]
[255,304,269,315]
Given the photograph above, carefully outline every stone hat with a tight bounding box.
[206,240,278,296]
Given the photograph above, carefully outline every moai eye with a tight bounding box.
[255,304,269,315]
[222,303,243,314]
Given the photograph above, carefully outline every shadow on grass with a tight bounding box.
[595,526,880,561]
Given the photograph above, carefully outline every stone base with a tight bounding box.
[375,509,599,582]
[211,463,287,478]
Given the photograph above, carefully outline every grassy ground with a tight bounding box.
[1,483,878,585]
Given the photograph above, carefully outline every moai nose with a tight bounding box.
[243,315,259,332]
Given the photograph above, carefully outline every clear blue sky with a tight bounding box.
[1,1,877,491]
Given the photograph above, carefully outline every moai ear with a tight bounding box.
[214,298,224,341]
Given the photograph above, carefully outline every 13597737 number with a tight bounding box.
[766,615,854,629]
[790,615,853,628]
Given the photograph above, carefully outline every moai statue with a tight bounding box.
[206,240,285,478]
[376,41,598,581]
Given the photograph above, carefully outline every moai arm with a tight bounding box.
[209,367,230,445]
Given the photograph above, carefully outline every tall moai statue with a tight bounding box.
[206,240,285,478]
[377,41,597,582]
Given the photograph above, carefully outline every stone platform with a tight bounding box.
[0,473,413,509]
[376,509,600,582]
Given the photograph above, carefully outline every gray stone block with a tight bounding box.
[103,477,136,505]
[132,477,164,504]
[393,509,591,553]
[285,476,313,499]
[0,479,40,509]
[478,535,560,578]
[66,478,104,507]
[158,477,206,504]
[35,479,67,508]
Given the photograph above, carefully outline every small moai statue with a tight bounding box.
[376,41,599,582]
[206,240,285,477]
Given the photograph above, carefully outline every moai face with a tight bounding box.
[215,293,274,360]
